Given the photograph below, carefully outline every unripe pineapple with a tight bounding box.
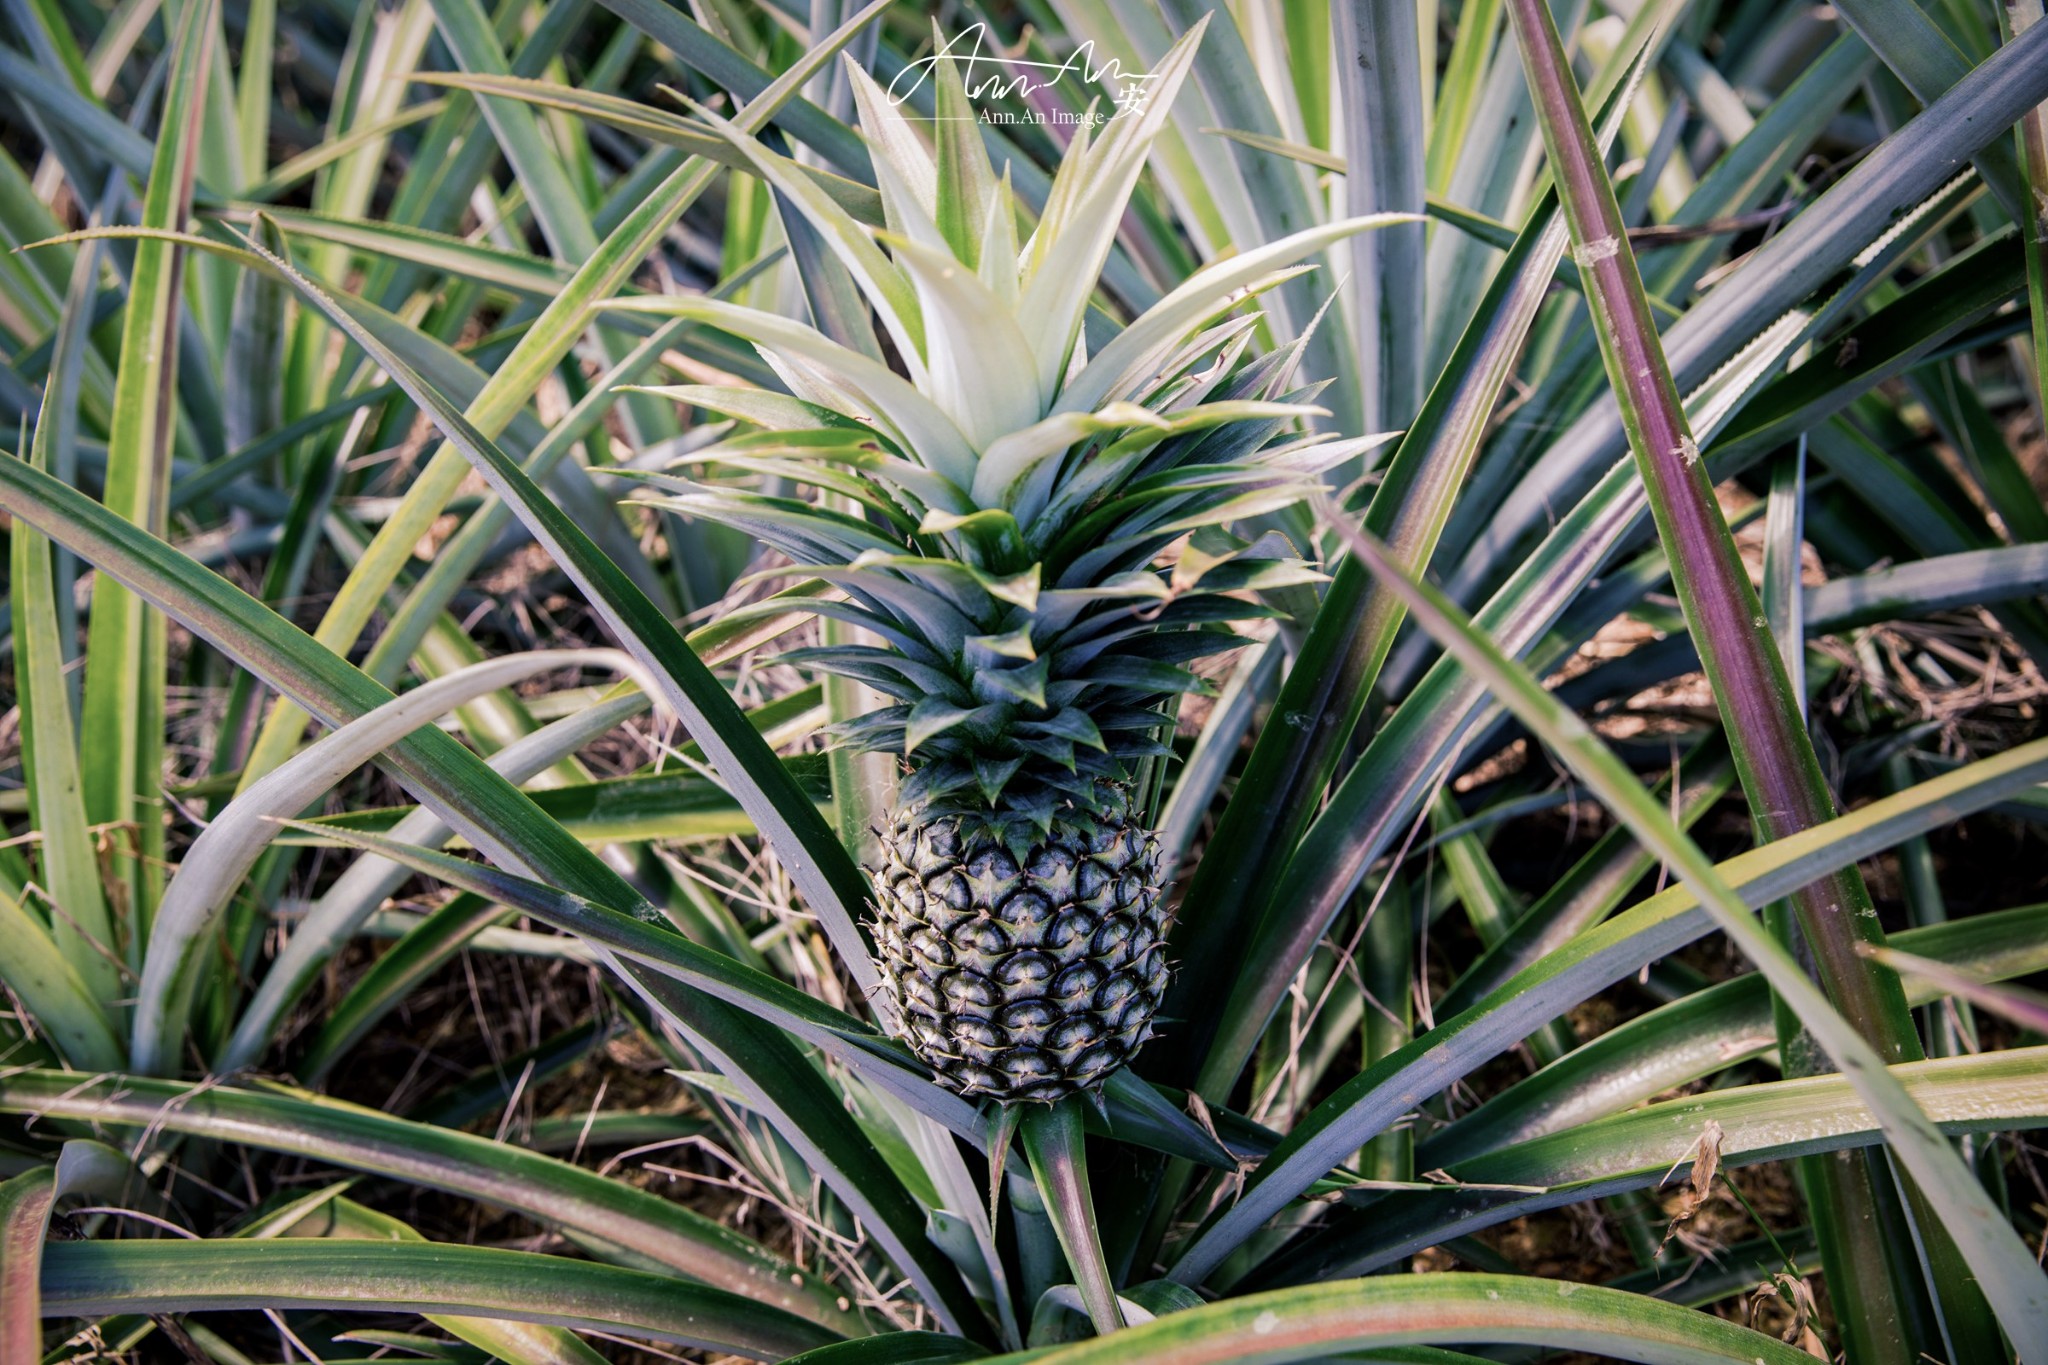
[872,784,1166,1102]
[632,20,1400,1102]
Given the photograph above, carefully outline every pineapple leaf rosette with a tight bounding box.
[621,20,1404,1103]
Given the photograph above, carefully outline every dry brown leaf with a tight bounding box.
[1748,1271,1828,1358]
[1657,1117,1725,1253]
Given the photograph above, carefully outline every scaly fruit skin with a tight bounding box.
[872,788,1168,1104]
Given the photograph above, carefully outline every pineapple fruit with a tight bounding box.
[869,782,1165,1100]
[629,21,1400,1102]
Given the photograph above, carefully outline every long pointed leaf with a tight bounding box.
[37,1240,838,1361]
[77,0,216,941]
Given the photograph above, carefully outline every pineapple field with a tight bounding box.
[5,0,2048,1361]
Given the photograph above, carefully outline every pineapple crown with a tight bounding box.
[613,20,1401,834]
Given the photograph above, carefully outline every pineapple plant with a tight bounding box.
[620,24,1401,1102]
[8,0,2048,1358]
